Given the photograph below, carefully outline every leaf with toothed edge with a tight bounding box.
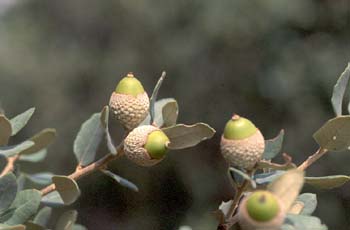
[162,123,215,150]
[10,108,35,136]
[150,71,166,124]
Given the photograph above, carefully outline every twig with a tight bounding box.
[0,155,20,177]
[258,153,296,170]
[226,169,254,220]
[41,142,125,196]
[297,147,328,171]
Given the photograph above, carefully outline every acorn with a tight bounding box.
[109,73,150,130]
[220,114,265,169]
[238,191,285,230]
[124,125,170,167]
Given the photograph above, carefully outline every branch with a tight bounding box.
[297,147,328,171]
[0,155,20,177]
[258,153,296,170]
[41,142,124,196]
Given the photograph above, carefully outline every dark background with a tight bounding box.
[0,0,350,229]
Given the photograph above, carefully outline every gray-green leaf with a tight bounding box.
[229,167,256,188]
[74,113,104,166]
[313,116,350,151]
[55,210,77,230]
[100,106,117,155]
[33,206,52,227]
[41,191,64,207]
[331,63,350,116]
[20,129,56,155]
[0,141,34,157]
[5,189,41,225]
[263,130,284,160]
[19,149,47,162]
[162,101,178,127]
[0,173,18,213]
[52,176,81,205]
[150,71,166,124]
[162,123,215,150]
[284,214,328,230]
[0,115,12,146]
[101,169,138,192]
[10,108,35,136]
[26,172,54,185]
[72,224,87,230]
[140,98,178,127]
[296,193,317,215]
[305,175,350,189]
[254,170,285,185]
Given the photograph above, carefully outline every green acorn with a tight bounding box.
[238,191,285,230]
[220,114,265,169]
[124,125,170,167]
[109,73,150,130]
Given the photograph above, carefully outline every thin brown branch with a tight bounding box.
[297,147,328,171]
[225,169,255,224]
[0,155,20,177]
[258,153,296,170]
[41,142,124,196]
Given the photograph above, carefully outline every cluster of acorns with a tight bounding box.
[109,73,170,167]
[110,73,285,229]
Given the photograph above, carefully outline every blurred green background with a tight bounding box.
[0,0,349,229]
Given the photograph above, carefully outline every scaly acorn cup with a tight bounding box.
[109,73,150,130]
[124,125,170,167]
[238,191,285,230]
[220,114,265,169]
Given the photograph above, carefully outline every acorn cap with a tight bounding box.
[224,115,257,140]
[238,191,285,230]
[109,73,150,130]
[220,115,265,169]
[115,73,145,96]
[124,125,169,167]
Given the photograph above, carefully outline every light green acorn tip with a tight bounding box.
[145,130,170,159]
[115,73,145,96]
[246,191,280,222]
[223,114,257,140]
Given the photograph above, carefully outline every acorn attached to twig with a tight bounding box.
[220,114,265,169]
[238,190,285,230]
[124,125,170,167]
[109,73,150,130]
